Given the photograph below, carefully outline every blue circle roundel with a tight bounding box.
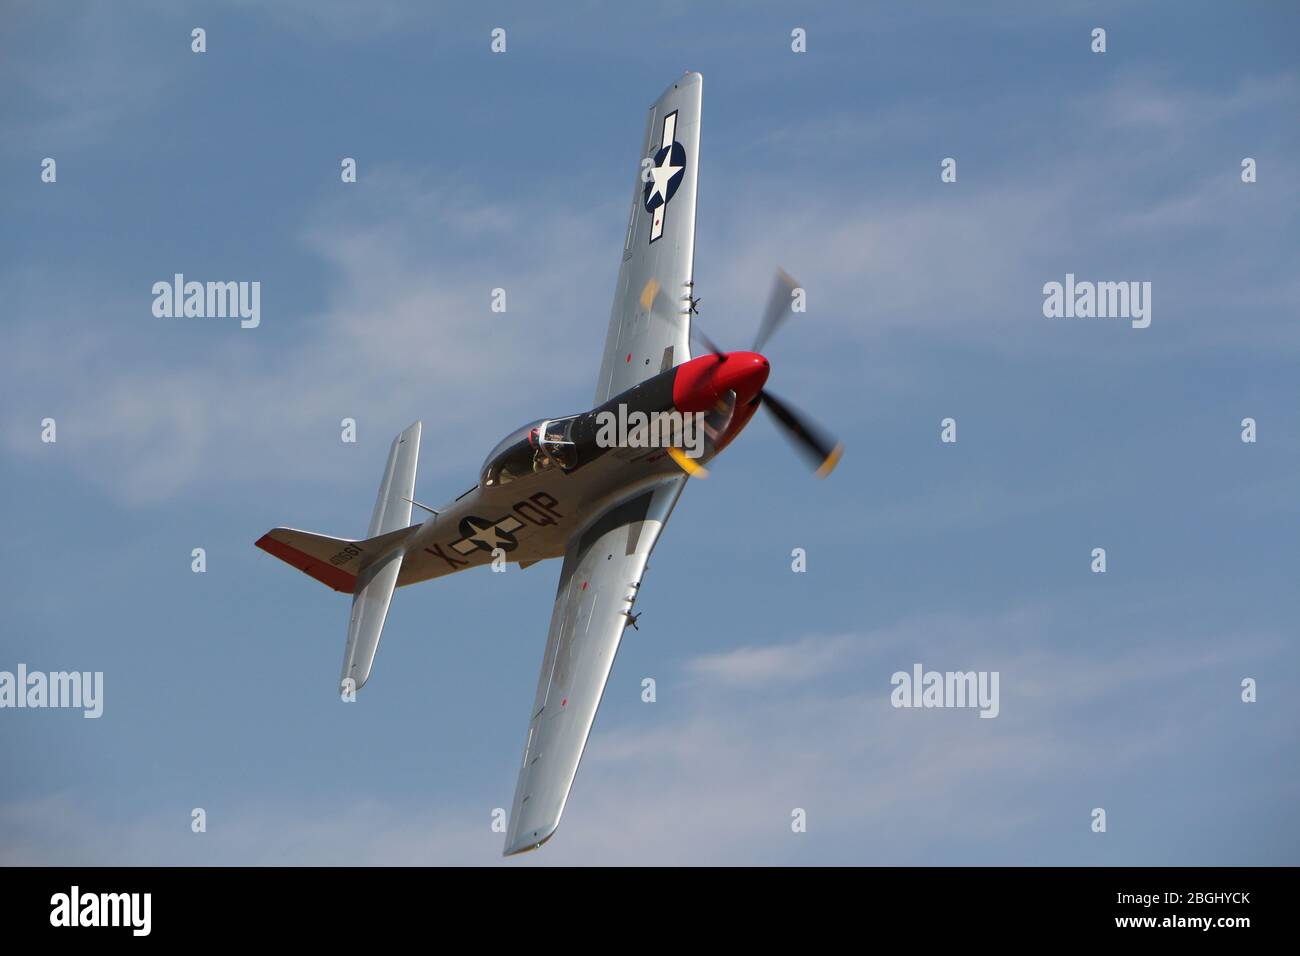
[643,141,687,213]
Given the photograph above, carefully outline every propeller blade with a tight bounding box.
[692,324,726,359]
[760,389,843,478]
[752,269,800,352]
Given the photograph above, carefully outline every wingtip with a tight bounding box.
[340,665,370,695]
[502,825,558,858]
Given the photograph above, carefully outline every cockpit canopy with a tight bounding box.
[480,416,579,488]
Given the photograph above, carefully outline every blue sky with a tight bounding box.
[1,1,1297,864]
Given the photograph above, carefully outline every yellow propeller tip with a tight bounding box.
[814,443,844,479]
[667,446,709,478]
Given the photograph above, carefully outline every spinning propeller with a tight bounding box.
[646,270,843,479]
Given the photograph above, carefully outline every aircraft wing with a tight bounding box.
[504,477,686,855]
[592,72,702,404]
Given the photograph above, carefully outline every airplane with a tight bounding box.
[255,72,842,856]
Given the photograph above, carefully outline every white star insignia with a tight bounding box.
[467,520,510,549]
[648,150,682,205]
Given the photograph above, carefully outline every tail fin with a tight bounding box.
[255,421,422,693]
[341,421,421,691]
[366,421,422,537]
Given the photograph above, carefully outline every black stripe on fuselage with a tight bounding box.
[565,369,678,471]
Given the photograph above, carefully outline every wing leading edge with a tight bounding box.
[593,72,701,404]
[503,477,686,855]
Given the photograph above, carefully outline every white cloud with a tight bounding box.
[684,633,858,687]
[5,604,1286,865]
[6,65,1297,503]
[697,70,1300,362]
[0,167,613,503]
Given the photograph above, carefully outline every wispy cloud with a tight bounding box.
[702,70,1300,358]
[5,604,1287,865]
[0,2,173,153]
[685,633,858,687]
[5,66,1296,503]
[0,167,611,502]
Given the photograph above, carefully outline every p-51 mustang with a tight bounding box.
[256,72,841,855]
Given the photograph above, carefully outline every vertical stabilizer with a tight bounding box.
[340,421,421,691]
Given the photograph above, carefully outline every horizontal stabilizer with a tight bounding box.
[255,525,416,594]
